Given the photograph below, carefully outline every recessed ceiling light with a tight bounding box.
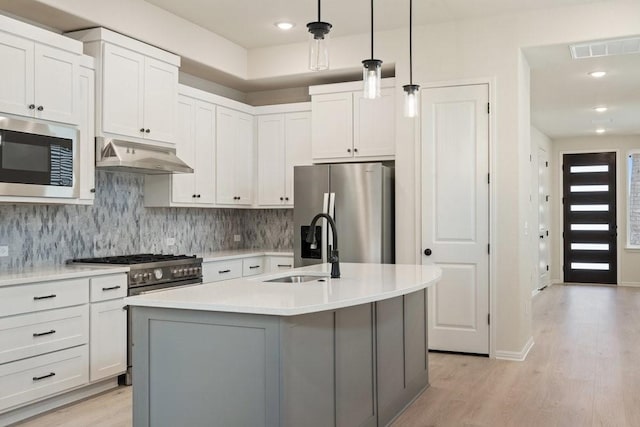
[275,22,295,31]
[596,128,606,134]
[593,106,608,113]
[589,71,607,78]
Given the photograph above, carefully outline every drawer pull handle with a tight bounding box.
[218,269,231,274]
[33,294,56,300]
[33,329,56,337]
[33,372,56,381]
[102,285,122,291]
[249,265,260,269]
[277,264,292,268]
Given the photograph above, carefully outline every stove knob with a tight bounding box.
[133,273,141,281]
[188,268,194,275]
[177,269,184,277]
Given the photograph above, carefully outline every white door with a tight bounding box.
[0,32,34,117]
[34,44,77,124]
[78,66,95,201]
[216,106,237,205]
[311,92,353,160]
[422,84,490,354]
[284,111,312,205]
[143,56,177,144]
[90,299,127,382]
[102,44,145,138]
[172,95,196,203]
[257,114,286,206]
[353,87,395,157]
[235,111,254,205]
[538,147,550,288]
[194,100,216,205]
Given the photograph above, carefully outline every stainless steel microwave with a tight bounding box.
[0,115,78,198]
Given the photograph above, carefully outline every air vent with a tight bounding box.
[570,37,640,59]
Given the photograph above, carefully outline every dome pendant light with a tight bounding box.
[403,0,420,117]
[307,0,332,71]
[362,0,382,99]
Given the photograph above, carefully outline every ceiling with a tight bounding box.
[144,0,607,49]
[526,42,640,138]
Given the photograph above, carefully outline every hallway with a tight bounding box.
[395,284,640,426]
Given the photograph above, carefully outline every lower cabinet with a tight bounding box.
[268,256,294,272]
[89,298,126,382]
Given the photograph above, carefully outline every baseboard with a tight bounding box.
[495,336,534,362]
[1,378,119,426]
[620,282,640,287]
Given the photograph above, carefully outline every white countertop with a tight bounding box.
[199,249,293,262]
[125,263,442,316]
[0,265,130,287]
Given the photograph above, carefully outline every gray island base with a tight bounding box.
[132,290,429,427]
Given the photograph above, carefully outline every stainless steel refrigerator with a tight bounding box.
[294,163,395,267]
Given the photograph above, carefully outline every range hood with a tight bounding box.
[96,137,193,174]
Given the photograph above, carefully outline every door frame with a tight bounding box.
[413,77,496,358]
[557,149,621,285]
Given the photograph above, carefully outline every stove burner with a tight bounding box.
[71,253,196,265]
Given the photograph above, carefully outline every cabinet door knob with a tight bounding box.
[28,104,36,110]
[37,105,44,111]
[90,188,96,193]
[197,194,201,198]
[193,194,196,198]
[285,197,289,201]
[424,248,432,256]
[140,128,145,132]
[280,197,284,201]
[347,148,351,153]
[354,148,358,153]
[145,129,150,133]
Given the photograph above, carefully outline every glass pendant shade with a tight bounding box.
[362,59,382,99]
[403,84,420,117]
[307,22,331,71]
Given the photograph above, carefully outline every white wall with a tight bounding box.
[550,136,640,286]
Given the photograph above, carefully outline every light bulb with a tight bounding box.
[362,59,382,99]
[307,21,331,71]
[403,85,420,118]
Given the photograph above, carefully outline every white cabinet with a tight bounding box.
[78,61,95,202]
[257,111,311,207]
[202,259,243,283]
[145,94,216,207]
[267,256,294,273]
[89,298,126,382]
[310,80,395,162]
[88,274,127,382]
[242,257,265,277]
[67,28,179,145]
[216,106,254,206]
[0,31,78,124]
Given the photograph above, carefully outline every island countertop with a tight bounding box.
[124,262,441,316]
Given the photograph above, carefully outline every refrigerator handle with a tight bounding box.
[322,193,329,264]
[327,193,335,264]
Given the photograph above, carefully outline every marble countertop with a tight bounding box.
[199,249,293,262]
[125,263,442,316]
[0,264,130,287]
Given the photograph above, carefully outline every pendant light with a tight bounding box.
[403,0,419,117]
[307,0,332,71]
[362,0,382,99]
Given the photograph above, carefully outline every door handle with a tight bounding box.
[424,248,432,256]
[540,235,544,239]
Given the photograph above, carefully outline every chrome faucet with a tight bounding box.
[306,213,340,278]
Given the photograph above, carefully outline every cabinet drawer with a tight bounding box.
[0,306,89,365]
[90,274,127,302]
[0,278,89,318]
[0,345,88,413]
[268,256,294,272]
[202,260,243,283]
[242,257,265,277]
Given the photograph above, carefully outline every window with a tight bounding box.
[628,151,640,248]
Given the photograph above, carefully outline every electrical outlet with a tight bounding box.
[0,245,8,257]
[166,237,176,246]
[234,234,241,242]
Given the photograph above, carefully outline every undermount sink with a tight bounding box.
[263,274,329,284]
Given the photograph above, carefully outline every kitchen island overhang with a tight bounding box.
[127,263,441,427]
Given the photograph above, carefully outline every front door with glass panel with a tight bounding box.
[563,152,617,284]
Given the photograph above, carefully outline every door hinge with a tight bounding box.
[487,103,490,114]
[546,195,549,202]
[487,173,490,184]
[487,313,490,325]
[546,265,549,271]
[487,243,490,254]
[530,154,532,162]
[546,230,549,236]
[545,161,549,167]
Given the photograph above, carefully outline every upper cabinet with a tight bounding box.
[216,106,254,206]
[256,106,312,207]
[310,79,395,162]
[66,28,179,146]
[0,19,81,125]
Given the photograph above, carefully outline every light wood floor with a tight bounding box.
[14,283,640,427]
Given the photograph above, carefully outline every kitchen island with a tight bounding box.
[126,263,441,427]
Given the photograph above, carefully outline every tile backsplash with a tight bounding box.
[0,171,293,270]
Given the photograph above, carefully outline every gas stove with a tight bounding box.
[69,253,203,290]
